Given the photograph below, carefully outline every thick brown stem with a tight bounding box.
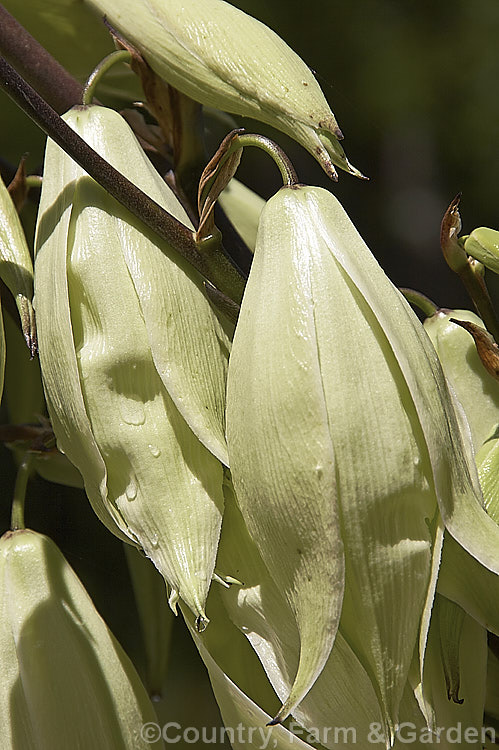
[0,56,245,301]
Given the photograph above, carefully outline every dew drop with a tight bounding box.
[126,478,138,501]
[148,444,161,458]
[120,400,146,426]
[150,533,159,548]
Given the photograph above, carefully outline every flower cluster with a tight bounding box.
[1,1,499,748]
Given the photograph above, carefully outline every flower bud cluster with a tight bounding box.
[1,2,499,747]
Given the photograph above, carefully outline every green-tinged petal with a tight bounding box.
[62,105,230,465]
[124,545,174,699]
[34,105,226,620]
[219,179,265,254]
[300,189,499,577]
[475,435,499,519]
[438,390,499,574]
[300,186,434,742]
[217,475,383,749]
[424,309,499,449]
[67,176,223,621]
[0,528,163,749]
[2,304,84,488]
[436,596,466,704]
[33,452,84,488]
[437,532,499,636]
[227,185,437,738]
[34,141,127,542]
[85,0,363,180]
[392,682,436,749]
[417,513,445,715]
[182,604,318,750]
[198,584,280,718]
[417,594,487,748]
[0,172,36,354]
[3,309,43,425]
[464,227,499,275]
[226,188,345,722]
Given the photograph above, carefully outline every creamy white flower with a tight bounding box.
[86,0,363,180]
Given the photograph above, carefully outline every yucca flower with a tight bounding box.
[424,309,499,451]
[34,104,231,627]
[225,184,499,742]
[0,528,163,749]
[181,474,490,749]
[85,0,363,181]
[424,309,499,667]
[462,227,499,275]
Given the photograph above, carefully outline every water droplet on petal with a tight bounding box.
[120,399,146,426]
[148,444,161,457]
[126,477,138,501]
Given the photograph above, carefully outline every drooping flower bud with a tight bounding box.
[424,309,499,523]
[226,185,499,740]
[0,528,163,748]
[34,104,230,625]
[463,227,499,275]
[424,309,499,450]
[85,0,363,181]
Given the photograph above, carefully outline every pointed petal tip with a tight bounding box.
[167,585,209,631]
[315,146,368,182]
[168,587,179,614]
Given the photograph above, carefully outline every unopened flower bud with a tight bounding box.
[464,227,499,275]
[0,528,162,748]
[424,310,499,450]
[86,0,363,181]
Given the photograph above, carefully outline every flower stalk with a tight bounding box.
[10,454,33,531]
[81,48,132,105]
